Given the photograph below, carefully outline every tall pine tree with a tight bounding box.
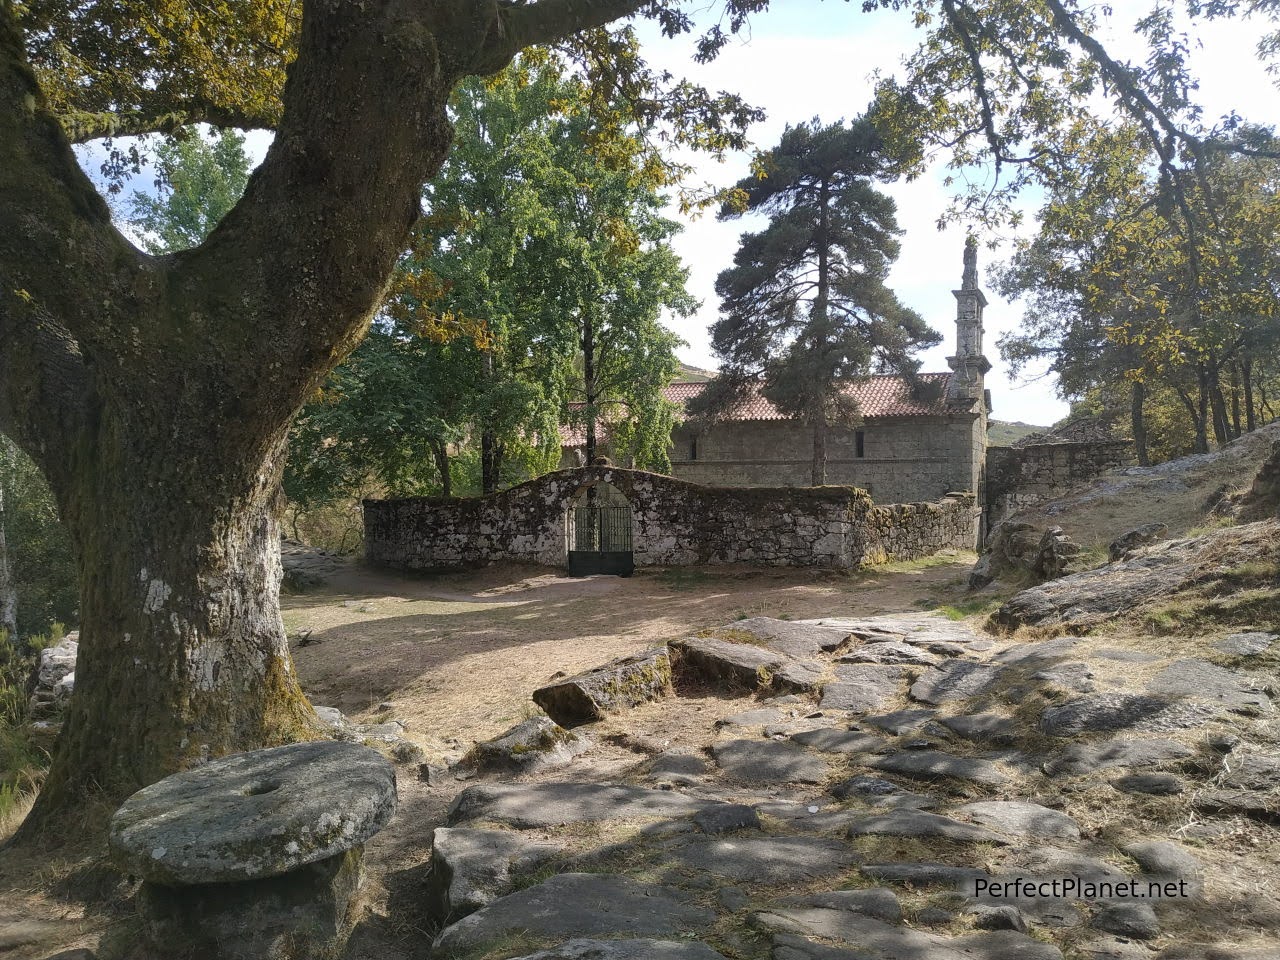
[694,118,940,485]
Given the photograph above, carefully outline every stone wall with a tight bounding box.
[985,440,1136,531]
[665,414,984,503]
[863,498,983,564]
[364,467,979,573]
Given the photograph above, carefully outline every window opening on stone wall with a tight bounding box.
[690,437,698,461]
[566,480,634,577]
[855,430,866,458]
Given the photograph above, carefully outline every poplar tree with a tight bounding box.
[695,119,940,485]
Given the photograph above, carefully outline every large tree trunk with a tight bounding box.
[20,389,318,834]
[1208,360,1230,446]
[432,442,452,499]
[583,309,598,464]
[1229,362,1242,439]
[0,0,647,835]
[1173,385,1207,455]
[1193,365,1211,454]
[811,421,828,486]
[481,429,499,495]
[1243,357,1257,433]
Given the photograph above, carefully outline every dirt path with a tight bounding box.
[282,557,974,750]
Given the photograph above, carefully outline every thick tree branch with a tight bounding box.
[1042,0,1185,148]
[61,104,276,144]
[172,0,654,435]
[941,0,1003,175]
[478,0,649,73]
[0,307,91,488]
[0,0,151,451]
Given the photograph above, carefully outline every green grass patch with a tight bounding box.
[1185,515,1238,537]
[1222,559,1280,583]
[1136,585,1280,635]
[698,627,770,646]
[935,596,1006,621]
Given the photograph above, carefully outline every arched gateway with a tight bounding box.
[566,480,634,577]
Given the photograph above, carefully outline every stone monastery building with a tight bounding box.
[564,245,993,505]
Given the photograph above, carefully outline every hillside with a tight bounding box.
[987,419,1047,446]
[673,362,715,382]
[1005,419,1280,549]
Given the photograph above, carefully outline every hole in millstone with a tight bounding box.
[243,779,283,797]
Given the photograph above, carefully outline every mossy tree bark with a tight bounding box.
[0,0,644,834]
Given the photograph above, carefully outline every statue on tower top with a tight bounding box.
[962,235,978,290]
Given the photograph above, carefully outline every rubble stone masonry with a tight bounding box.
[364,467,979,573]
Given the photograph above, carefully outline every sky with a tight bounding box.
[83,1,1280,427]
[624,1,1280,426]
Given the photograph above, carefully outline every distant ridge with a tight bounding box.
[673,362,715,382]
[988,420,1047,446]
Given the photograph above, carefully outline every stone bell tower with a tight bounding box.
[946,236,992,406]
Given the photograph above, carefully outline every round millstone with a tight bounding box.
[109,741,397,886]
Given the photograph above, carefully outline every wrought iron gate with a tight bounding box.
[567,504,634,576]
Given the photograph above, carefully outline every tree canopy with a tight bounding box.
[995,122,1280,462]
[0,436,76,640]
[288,56,694,504]
[694,118,939,484]
[125,128,252,253]
[8,0,1280,837]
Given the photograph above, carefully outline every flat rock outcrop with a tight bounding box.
[1042,738,1193,777]
[447,782,714,828]
[910,660,1003,704]
[669,636,814,692]
[846,809,1007,844]
[428,827,562,919]
[1146,659,1272,714]
[667,836,856,882]
[505,941,727,960]
[819,664,907,712]
[715,617,853,658]
[954,801,1080,840]
[432,874,715,955]
[767,923,1063,959]
[712,738,832,784]
[462,716,590,774]
[1039,694,1191,737]
[994,520,1280,629]
[415,603,1279,960]
[868,749,1008,787]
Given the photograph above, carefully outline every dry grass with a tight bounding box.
[1008,421,1280,547]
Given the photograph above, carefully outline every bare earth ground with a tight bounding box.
[4,552,1278,960]
[284,559,974,750]
[0,557,974,959]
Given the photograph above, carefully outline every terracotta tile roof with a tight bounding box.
[562,372,954,447]
[664,373,955,421]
